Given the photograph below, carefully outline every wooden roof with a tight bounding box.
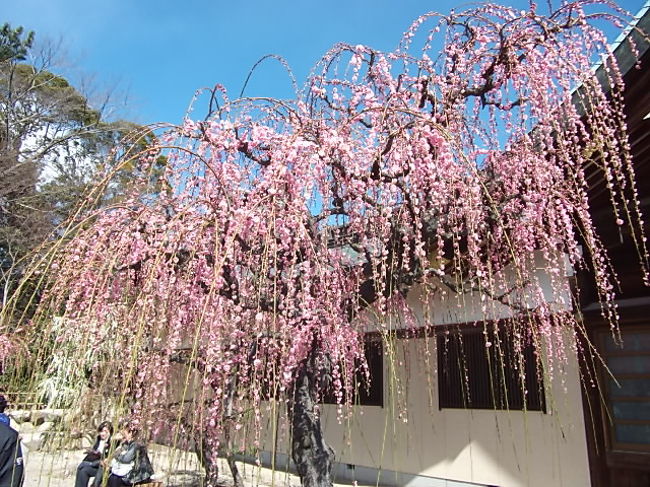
[581,8,650,307]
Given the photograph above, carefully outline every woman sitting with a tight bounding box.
[75,421,113,487]
[97,423,153,487]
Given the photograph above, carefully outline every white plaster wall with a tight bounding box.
[367,250,575,332]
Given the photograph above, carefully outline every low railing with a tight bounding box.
[3,391,44,410]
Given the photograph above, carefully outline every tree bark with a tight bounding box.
[290,348,335,487]
[198,437,220,487]
[225,452,243,487]
[222,355,244,487]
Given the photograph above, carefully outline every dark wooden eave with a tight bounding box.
[580,7,650,309]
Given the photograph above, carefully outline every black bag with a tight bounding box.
[124,445,153,485]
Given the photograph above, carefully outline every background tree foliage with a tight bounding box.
[0,22,166,312]
[0,23,34,63]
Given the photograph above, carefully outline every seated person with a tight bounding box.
[96,422,152,487]
[75,421,113,487]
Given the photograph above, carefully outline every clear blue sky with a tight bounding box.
[5,0,647,125]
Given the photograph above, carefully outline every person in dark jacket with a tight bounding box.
[96,423,152,487]
[0,396,10,426]
[75,421,113,487]
[0,422,23,487]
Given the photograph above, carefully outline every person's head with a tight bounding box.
[0,395,7,413]
[120,421,139,442]
[97,421,113,441]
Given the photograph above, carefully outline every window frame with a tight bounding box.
[436,323,546,412]
[597,326,650,453]
[322,338,384,408]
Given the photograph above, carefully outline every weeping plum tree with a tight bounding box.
[2,2,648,486]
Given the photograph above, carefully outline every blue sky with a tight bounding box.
[5,0,647,125]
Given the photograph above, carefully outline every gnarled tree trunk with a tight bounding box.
[198,436,220,487]
[290,347,335,487]
[223,369,244,487]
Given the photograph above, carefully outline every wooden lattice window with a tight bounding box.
[437,325,545,411]
[323,339,383,407]
[599,328,650,452]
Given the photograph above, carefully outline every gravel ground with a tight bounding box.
[21,446,357,487]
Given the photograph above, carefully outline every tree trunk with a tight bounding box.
[198,437,220,487]
[290,350,335,487]
[223,363,244,487]
[226,452,243,487]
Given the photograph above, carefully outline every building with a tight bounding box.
[580,4,650,486]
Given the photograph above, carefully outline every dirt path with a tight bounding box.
[22,446,356,487]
